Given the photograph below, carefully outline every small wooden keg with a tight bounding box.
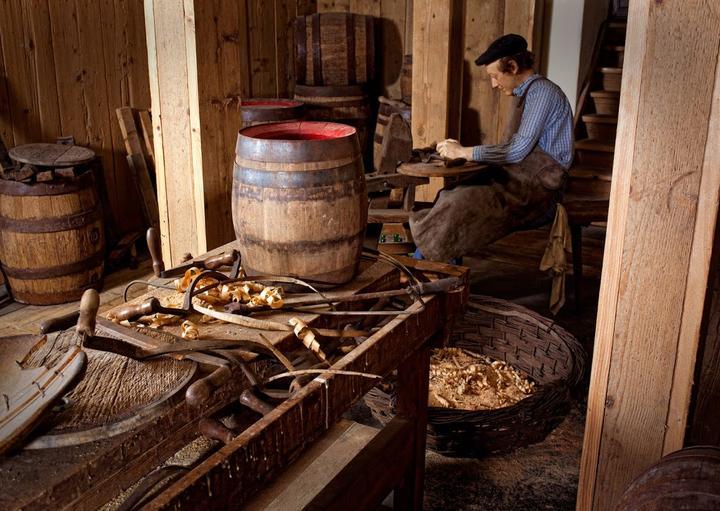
[616,445,720,510]
[0,169,104,305]
[373,96,411,171]
[294,12,375,86]
[293,84,372,158]
[233,121,367,285]
[240,99,305,129]
[401,54,412,104]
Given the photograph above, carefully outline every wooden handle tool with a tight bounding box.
[238,388,275,416]
[198,417,235,444]
[146,227,165,277]
[76,289,100,340]
[185,365,232,408]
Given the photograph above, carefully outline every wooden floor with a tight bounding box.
[0,260,155,337]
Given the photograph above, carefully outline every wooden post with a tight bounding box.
[578,2,720,509]
[411,0,462,203]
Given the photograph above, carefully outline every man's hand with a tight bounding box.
[437,139,474,160]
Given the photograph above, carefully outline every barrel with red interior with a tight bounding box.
[232,121,367,285]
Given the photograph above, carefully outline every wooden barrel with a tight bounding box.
[0,172,104,305]
[293,84,372,159]
[233,121,367,285]
[240,99,305,129]
[401,54,412,104]
[294,12,375,86]
[373,96,412,171]
[616,446,720,510]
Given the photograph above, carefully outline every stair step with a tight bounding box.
[608,20,627,29]
[604,45,625,52]
[598,67,622,92]
[576,139,615,153]
[590,90,620,115]
[602,45,625,67]
[570,165,612,181]
[582,114,618,141]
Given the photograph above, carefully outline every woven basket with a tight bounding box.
[364,294,586,456]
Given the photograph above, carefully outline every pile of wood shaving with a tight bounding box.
[108,267,285,337]
[428,348,536,410]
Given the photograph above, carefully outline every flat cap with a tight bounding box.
[474,34,528,66]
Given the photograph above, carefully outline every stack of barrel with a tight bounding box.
[292,12,376,166]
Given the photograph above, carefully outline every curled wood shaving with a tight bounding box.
[289,317,326,362]
[181,320,199,340]
[428,348,536,411]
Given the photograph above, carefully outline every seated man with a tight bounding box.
[410,34,574,262]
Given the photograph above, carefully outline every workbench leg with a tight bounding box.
[394,343,431,510]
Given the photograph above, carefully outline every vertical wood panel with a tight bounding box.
[578,2,720,508]
[248,0,277,97]
[0,26,13,147]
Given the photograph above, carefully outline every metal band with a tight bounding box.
[295,16,307,85]
[346,14,356,84]
[237,231,364,255]
[233,180,365,202]
[233,160,362,188]
[0,171,95,196]
[2,251,104,279]
[0,208,102,233]
[365,15,375,82]
[312,13,322,85]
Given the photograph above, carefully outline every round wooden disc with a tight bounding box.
[397,161,487,178]
[8,143,96,168]
[22,330,196,449]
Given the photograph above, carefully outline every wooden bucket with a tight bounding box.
[233,121,367,285]
[401,54,412,104]
[240,99,305,129]
[616,445,720,510]
[294,12,375,86]
[293,84,372,159]
[582,114,617,141]
[590,90,620,116]
[373,96,411,171]
[0,172,104,305]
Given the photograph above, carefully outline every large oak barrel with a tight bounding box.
[616,445,720,510]
[0,172,104,305]
[293,84,372,160]
[233,121,367,285]
[294,12,375,86]
[240,99,305,129]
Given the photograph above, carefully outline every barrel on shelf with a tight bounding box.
[240,99,305,129]
[600,67,622,92]
[582,114,618,141]
[373,96,411,171]
[232,121,367,285]
[616,445,720,510]
[293,84,372,160]
[401,54,412,104]
[294,12,375,86]
[0,172,104,305]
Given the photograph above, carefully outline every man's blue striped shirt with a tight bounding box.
[471,74,574,169]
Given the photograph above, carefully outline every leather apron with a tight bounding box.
[409,77,568,261]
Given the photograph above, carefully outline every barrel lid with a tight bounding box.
[9,143,96,168]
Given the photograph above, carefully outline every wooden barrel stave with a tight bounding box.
[294,12,374,87]
[240,99,305,129]
[233,121,367,285]
[0,173,104,305]
[617,446,720,510]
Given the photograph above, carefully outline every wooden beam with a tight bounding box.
[578,2,720,509]
[411,0,461,202]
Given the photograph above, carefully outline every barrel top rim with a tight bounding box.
[239,121,357,142]
[241,99,304,109]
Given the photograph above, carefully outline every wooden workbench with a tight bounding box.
[0,249,468,510]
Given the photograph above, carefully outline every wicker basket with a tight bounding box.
[364,295,586,456]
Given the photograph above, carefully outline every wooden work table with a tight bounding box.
[0,246,468,510]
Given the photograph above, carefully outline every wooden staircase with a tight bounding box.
[561,18,627,307]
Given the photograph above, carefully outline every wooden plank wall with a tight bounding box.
[577,1,720,508]
[0,0,150,235]
[146,0,318,263]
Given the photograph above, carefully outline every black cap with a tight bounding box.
[474,34,528,66]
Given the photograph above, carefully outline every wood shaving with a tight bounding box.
[428,348,536,411]
[181,320,199,340]
[288,317,326,361]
